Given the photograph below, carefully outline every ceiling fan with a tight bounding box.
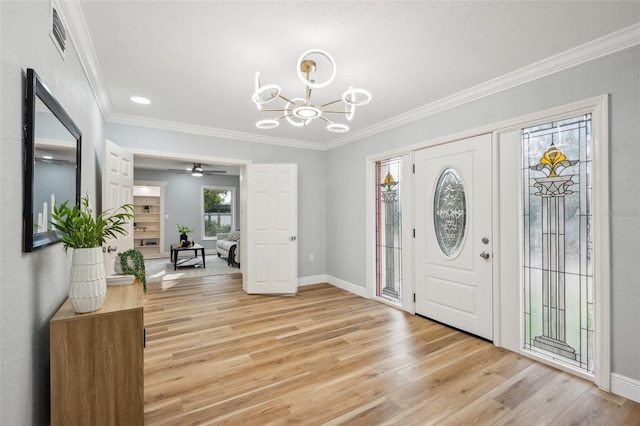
[170,162,227,177]
[35,156,74,165]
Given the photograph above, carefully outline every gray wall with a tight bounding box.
[134,168,240,253]
[327,46,640,381]
[1,2,637,424]
[107,123,328,279]
[0,2,104,424]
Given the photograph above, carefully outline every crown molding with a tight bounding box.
[60,0,113,120]
[63,3,639,152]
[108,113,327,151]
[325,23,640,151]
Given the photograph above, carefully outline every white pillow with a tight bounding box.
[227,231,240,241]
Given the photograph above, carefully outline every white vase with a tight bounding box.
[69,247,107,313]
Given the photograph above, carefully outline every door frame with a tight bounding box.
[364,94,610,389]
[125,148,252,284]
[365,151,414,313]
[493,95,610,389]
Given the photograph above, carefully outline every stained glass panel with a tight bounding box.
[433,168,467,257]
[522,114,593,373]
[375,157,402,303]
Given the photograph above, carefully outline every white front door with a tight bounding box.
[414,133,493,340]
[102,139,134,276]
[245,164,298,295]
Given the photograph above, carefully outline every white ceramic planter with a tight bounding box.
[69,247,107,313]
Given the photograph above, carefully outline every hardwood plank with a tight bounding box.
[143,275,640,425]
[550,391,640,425]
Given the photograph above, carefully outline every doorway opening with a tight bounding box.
[129,150,250,284]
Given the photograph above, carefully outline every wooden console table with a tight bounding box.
[50,283,144,425]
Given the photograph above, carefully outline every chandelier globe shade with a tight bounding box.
[327,123,349,133]
[256,119,279,129]
[252,49,371,132]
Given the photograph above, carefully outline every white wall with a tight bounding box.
[0,2,104,424]
[326,46,640,382]
[106,123,328,279]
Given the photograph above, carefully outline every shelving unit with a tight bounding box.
[133,186,162,259]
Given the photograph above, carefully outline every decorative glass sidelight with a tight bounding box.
[434,168,467,257]
[522,114,593,373]
[375,158,403,303]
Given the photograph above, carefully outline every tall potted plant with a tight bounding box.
[51,196,134,313]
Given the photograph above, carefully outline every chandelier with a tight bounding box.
[252,49,372,133]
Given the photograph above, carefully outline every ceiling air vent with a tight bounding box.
[50,0,67,59]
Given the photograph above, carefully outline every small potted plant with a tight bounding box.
[116,249,147,292]
[177,224,194,243]
[51,196,134,313]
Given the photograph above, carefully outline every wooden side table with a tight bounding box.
[170,243,206,270]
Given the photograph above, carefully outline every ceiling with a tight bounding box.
[70,1,639,152]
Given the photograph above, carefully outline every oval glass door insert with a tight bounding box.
[434,167,467,257]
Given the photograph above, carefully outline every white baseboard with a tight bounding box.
[298,275,329,286]
[611,373,640,403]
[296,275,368,298]
[326,275,368,298]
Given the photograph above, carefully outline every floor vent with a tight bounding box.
[50,0,67,59]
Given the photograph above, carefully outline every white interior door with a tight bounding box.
[102,139,134,277]
[414,134,493,340]
[245,164,298,295]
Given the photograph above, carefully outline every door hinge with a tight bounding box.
[413,229,416,238]
[412,164,415,173]
[413,293,416,303]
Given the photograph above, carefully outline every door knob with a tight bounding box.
[290,236,297,241]
[107,246,118,253]
[479,251,490,259]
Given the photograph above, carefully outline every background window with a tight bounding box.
[202,186,234,239]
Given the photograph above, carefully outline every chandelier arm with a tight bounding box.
[322,110,350,114]
[318,116,332,123]
[278,94,302,105]
[306,85,312,104]
[319,98,343,108]
[260,109,289,112]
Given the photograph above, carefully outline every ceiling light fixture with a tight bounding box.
[252,49,371,133]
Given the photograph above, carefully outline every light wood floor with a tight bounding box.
[143,275,640,425]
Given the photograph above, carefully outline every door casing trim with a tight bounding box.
[364,94,610,389]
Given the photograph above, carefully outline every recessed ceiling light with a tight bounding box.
[130,96,151,105]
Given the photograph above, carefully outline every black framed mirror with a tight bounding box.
[24,68,81,252]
